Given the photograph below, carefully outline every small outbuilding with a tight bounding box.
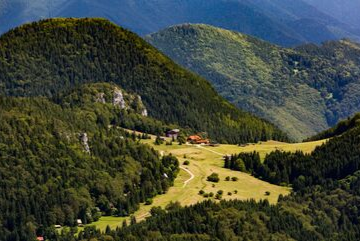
[77,219,84,227]
[166,129,180,139]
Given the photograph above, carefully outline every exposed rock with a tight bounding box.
[138,96,148,116]
[95,92,106,103]
[113,88,126,109]
[142,108,148,117]
[80,132,90,154]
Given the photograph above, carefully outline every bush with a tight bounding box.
[228,192,232,196]
[203,193,209,198]
[234,190,238,194]
[217,190,223,195]
[265,191,271,196]
[231,177,239,182]
[209,192,214,197]
[199,190,205,195]
[207,173,220,183]
[225,176,230,181]
[183,160,190,165]
[145,198,153,205]
[215,193,222,200]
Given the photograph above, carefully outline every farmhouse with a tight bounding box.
[187,135,210,145]
[166,129,180,139]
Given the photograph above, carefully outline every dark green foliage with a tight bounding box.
[0,18,288,144]
[183,160,190,165]
[224,152,261,175]
[307,113,360,141]
[147,24,360,140]
[0,92,180,240]
[207,173,220,183]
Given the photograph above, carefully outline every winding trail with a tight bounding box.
[180,166,195,187]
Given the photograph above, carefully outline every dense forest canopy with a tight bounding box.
[147,24,360,140]
[0,83,182,240]
[0,18,288,144]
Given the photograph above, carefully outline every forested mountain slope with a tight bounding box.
[0,83,180,240]
[0,18,288,144]
[0,0,359,47]
[147,24,360,140]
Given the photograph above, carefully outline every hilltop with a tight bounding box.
[0,18,288,144]
[147,24,360,140]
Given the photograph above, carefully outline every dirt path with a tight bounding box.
[180,166,195,187]
[195,145,225,156]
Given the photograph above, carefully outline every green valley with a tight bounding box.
[75,132,325,232]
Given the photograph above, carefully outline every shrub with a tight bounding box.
[203,193,209,198]
[199,190,205,195]
[225,176,230,181]
[215,193,222,200]
[217,190,223,195]
[209,192,214,197]
[145,198,153,205]
[207,173,220,183]
[228,192,232,196]
[234,190,238,194]
[231,177,239,182]
[265,191,271,196]
[183,160,190,165]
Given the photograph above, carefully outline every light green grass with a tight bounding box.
[83,132,325,231]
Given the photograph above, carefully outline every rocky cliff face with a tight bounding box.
[80,132,90,154]
[113,87,126,109]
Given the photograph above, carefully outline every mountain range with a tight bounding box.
[0,0,359,47]
[147,24,360,140]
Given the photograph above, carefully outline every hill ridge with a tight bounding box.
[147,23,360,140]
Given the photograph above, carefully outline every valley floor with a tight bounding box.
[80,133,326,231]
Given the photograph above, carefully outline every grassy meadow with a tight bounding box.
[82,133,326,231]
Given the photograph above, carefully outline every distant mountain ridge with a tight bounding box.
[147,24,360,140]
[0,0,359,46]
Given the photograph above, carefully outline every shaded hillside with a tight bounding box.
[0,0,359,46]
[0,18,288,143]
[147,24,360,140]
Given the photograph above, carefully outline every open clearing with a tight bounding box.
[84,134,326,231]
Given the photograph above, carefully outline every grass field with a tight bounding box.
[83,133,326,231]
